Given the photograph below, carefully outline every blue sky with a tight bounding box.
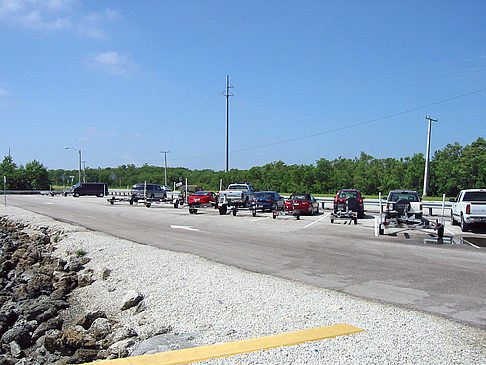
[1,0,485,171]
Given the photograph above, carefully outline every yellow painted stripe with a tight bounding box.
[87,323,364,365]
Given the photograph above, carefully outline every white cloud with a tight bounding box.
[0,0,73,30]
[0,87,8,96]
[85,51,136,76]
[0,0,120,37]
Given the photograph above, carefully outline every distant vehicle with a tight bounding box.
[252,191,284,212]
[385,190,423,218]
[333,189,365,218]
[188,191,218,214]
[161,185,172,191]
[218,183,256,215]
[285,193,319,216]
[69,182,108,197]
[377,189,443,237]
[181,185,203,200]
[450,189,486,232]
[131,183,167,202]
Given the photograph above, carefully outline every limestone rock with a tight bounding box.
[121,290,143,311]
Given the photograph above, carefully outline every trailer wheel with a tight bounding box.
[330,218,334,224]
[353,218,358,225]
[252,210,256,217]
[174,201,179,208]
[129,199,134,205]
[109,199,114,205]
[272,212,277,219]
[379,226,384,235]
[146,203,151,208]
[73,192,80,197]
[232,209,237,216]
[437,226,444,238]
[219,205,227,215]
[295,214,300,220]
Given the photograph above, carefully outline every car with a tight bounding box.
[450,189,486,231]
[131,183,167,202]
[333,189,365,218]
[188,191,218,214]
[181,185,203,201]
[252,191,284,212]
[285,193,319,215]
[385,190,422,218]
[69,182,108,197]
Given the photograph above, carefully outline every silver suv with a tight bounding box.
[131,183,167,202]
[386,190,423,218]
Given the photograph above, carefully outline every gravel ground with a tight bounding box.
[2,205,486,364]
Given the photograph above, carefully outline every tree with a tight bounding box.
[24,160,50,190]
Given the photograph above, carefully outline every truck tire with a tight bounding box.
[460,214,469,232]
[73,192,80,197]
[451,211,457,225]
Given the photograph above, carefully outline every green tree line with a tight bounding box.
[0,155,50,190]
[2,137,485,196]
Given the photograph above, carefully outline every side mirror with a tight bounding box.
[449,198,456,202]
[362,196,366,200]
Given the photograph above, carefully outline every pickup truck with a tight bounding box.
[450,189,486,232]
[218,182,255,215]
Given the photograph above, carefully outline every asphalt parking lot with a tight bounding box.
[4,194,486,329]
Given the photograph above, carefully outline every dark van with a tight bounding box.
[70,182,108,197]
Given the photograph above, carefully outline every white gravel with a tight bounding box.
[2,206,486,364]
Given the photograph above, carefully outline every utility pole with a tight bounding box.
[82,161,87,183]
[423,115,438,196]
[222,75,233,172]
[161,151,169,187]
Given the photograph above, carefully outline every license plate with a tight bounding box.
[195,198,200,202]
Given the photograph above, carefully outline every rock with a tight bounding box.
[121,290,143,310]
[103,327,137,348]
[32,316,63,341]
[63,256,85,272]
[67,348,99,364]
[89,318,112,340]
[108,339,135,357]
[60,326,96,349]
[100,267,112,280]
[43,329,66,354]
[9,341,23,358]
[77,270,96,287]
[134,300,147,314]
[1,322,32,349]
[75,310,107,330]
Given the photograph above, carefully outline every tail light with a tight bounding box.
[466,204,470,214]
[302,201,309,205]
[334,198,338,204]
[420,204,423,211]
[386,203,390,209]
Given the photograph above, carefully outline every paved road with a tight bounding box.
[5,194,486,329]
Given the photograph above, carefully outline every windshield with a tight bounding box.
[463,192,486,201]
[228,185,249,190]
[290,194,308,200]
[389,193,419,202]
[339,191,359,198]
[255,192,274,199]
[193,191,209,196]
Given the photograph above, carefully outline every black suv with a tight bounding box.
[131,183,167,201]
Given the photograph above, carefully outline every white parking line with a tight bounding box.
[251,217,269,222]
[304,214,330,229]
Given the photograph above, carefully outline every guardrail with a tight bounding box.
[314,197,451,216]
[1,189,452,216]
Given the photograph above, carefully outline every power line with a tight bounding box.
[169,86,486,163]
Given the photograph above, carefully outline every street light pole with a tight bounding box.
[65,147,82,184]
[423,116,438,197]
[161,151,169,187]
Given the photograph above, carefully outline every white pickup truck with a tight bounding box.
[450,189,486,232]
[218,182,255,215]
